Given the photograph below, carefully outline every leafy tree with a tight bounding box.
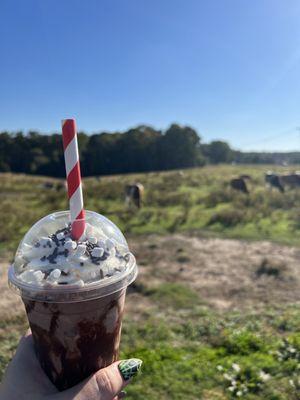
[203,140,234,164]
[0,132,12,171]
[158,124,204,170]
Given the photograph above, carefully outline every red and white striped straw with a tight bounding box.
[61,119,85,240]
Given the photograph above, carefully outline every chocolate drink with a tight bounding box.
[23,289,126,390]
[8,210,137,390]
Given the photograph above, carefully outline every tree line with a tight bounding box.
[0,124,233,177]
[0,124,298,177]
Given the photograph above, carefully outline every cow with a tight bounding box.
[265,172,284,193]
[125,183,144,208]
[230,178,249,194]
[265,172,300,192]
[280,173,300,189]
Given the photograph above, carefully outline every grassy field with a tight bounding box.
[0,166,299,399]
[2,164,300,255]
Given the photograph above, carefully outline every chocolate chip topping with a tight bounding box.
[21,222,128,286]
[47,247,58,264]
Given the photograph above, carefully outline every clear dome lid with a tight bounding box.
[8,210,137,302]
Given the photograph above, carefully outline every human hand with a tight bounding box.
[0,331,142,400]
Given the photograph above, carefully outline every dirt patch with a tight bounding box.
[128,234,300,311]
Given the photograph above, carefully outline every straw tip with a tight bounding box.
[61,119,76,128]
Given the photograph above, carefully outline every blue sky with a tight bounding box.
[0,0,300,151]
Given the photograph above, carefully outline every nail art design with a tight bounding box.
[118,358,142,380]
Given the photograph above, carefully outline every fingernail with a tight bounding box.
[118,358,143,381]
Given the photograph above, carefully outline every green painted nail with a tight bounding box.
[118,358,142,380]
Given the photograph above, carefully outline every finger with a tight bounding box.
[52,362,124,400]
[52,359,142,400]
[94,362,126,400]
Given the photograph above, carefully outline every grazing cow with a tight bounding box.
[125,183,144,208]
[280,173,300,189]
[265,172,284,193]
[230,178,249,194]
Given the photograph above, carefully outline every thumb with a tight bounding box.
[51,359,142,400]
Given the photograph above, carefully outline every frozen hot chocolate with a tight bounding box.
[8,210,137,390]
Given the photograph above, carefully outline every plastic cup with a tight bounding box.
[8,211,137,390]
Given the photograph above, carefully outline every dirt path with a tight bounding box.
[1,235,299,318]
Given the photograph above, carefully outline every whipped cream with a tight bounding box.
[15,222,130,288]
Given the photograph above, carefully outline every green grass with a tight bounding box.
[145,283,202,309]
[0,314,27,378]
[2,165,300,255]
[1,303,299,399]
[120,303,300,399]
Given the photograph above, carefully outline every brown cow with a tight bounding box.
[125,183,144,208]
[280,173,300,189]
[265,172,300,192]
[230,178,249,194]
